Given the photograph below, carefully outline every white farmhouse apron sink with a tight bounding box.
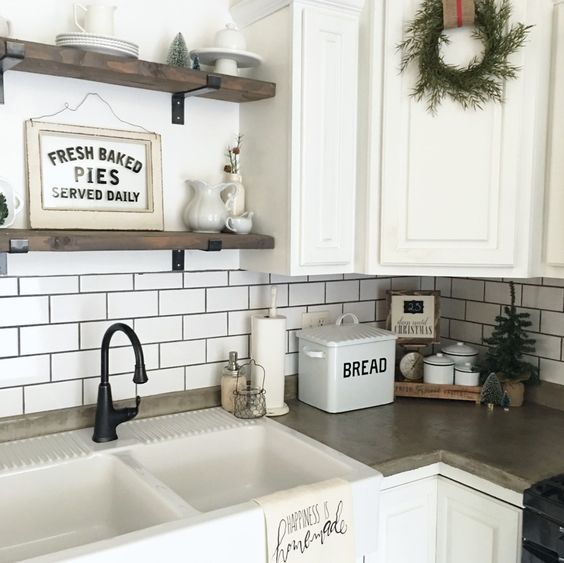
[0,408,381,562]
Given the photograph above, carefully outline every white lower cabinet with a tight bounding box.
[370,474,522,563]
[436,478,522,563]
[374,477,437,563]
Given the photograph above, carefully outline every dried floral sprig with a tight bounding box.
[224,134,243,174]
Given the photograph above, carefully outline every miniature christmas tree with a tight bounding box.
[482,282,539,384]
[480,373,504,406]
[501,391,511,410]
[167,33,190,68]
[192,54,201,71]
[0,194,8,226]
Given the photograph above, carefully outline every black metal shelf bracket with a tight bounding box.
[171,74,222,125]
[0,41,25,104]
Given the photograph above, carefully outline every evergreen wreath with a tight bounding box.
[398,0,531,113]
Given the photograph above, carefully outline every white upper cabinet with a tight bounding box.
[543,3,564,276]
[234,0,362,275]
[357,0,554,277]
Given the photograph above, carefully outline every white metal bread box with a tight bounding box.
[297,314,397,413]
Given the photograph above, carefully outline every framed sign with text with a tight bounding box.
[386,290,440,345]
[25,121,163,230]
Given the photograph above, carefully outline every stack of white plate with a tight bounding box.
[55,32,139,59]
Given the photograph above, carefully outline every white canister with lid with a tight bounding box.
[423,353,455,385]
[454,362,480,386]
[441,341,479,367]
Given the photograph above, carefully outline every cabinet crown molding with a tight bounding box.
[231,0,364,28]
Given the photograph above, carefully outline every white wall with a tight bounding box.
[0,0,239,232]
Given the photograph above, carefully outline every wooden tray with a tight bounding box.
[394,380,482,403]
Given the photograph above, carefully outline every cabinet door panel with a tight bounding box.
[297,7,358,268]
[436,478,522,563]
[376,478,437,563]
[379,0,539,267]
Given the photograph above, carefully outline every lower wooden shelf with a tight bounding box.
[394,380,482,403]
[0,229,275,252]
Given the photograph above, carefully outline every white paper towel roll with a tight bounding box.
[251,314,289,416]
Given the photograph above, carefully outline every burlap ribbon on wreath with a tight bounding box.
[442,0,475,28]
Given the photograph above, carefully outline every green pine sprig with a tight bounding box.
[398,0,532,114]
[0,194,8,226]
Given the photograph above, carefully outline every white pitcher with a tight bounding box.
[74,4,116,36]
[183,180,239,233]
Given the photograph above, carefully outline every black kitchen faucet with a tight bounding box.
[92,323,148,443]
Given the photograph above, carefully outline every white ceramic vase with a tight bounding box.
[223,172,245,217]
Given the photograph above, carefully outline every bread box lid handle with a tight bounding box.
[335,313,359,326]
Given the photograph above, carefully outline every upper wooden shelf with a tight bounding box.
[0,38,276,109]
[0,229,275,253]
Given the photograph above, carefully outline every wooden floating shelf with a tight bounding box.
[0,38,276,105]
[0,229,275,253]
[394,380,482,404]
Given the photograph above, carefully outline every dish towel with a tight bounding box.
[253,478,355,563]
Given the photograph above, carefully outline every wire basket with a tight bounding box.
[233,359,266,419]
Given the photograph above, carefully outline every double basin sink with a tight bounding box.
[0,408,381,562]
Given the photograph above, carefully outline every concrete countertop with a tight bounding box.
[276,398,564,494]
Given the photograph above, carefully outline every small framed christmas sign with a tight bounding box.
[386,290,440,345]
[25,121,163,230]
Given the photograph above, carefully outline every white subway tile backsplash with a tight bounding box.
[160,340,206,368]
[80,319,134,349]
[308,274,344,282]
[207,335,248,363]
[207,286,248,312]
[249,284,288,309]
[539,358,564,385]
[343,301,376,323]
[452,279,485,301]
[485,281,522,305]
[0,328,18,358]
[285,353,298,376]
[186,362,223,390]
[391,277,421,291]
[229,271,269,286]
[0,387,23,417]
[80,274,133,293]
[135,272,183,290]
[108,291,158,319]
[138,367,185,396]
[440,298,466,321]
[541,311,564,336]
[449,320,482,345]
[280,307,308,330]
[134,316,183,344]
[288,330,299,353]
[228,309,264,335]
[20,276,78,296]
[20,324,79,355]
[326,280,359,303]
[532,333,562,361]
[289,283,324,306]
[360,278,391,300]
[0,296,49,327]
[160,288,206,316]
[435,277,452,298]
[523,285,564,312]
[24,380,82,414]
[184,271,228,288]
[271,274,308,284]
[308,303,343,323]
[0,278,18,297]
[52,345,159,381]
[0,355,50,388]
[184,313,227,340]
[51,293,106,323]
[465,301,501,325]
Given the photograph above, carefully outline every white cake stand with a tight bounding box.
[190,47,263,76]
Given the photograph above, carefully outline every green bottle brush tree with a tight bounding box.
[481,281,539,385]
